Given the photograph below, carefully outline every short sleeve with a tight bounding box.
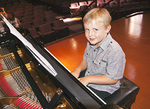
[106,49,126,80]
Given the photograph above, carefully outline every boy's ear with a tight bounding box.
[106,25,111,33]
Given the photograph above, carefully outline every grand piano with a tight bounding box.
[0,14,139,109]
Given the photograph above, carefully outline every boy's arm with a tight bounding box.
[71,59,87,78]
[79,75,118,86]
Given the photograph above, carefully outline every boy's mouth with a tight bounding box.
[89,38,95,42]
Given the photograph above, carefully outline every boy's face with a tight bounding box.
[84,21,111,48]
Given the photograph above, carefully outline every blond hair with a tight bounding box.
[83,8,112,28]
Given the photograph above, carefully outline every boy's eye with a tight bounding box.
[94,28,98,31]
[85,28,89,31]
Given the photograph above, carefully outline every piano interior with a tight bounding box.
[0,44,73,108]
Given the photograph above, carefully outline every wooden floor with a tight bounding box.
[46,12,150,109]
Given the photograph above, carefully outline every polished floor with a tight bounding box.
[46,12,150,109]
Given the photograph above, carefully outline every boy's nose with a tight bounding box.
[89,31,93,37]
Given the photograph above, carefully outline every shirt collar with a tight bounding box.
[100,33,112,50]
[88,33,112,51]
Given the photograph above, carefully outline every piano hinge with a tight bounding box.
[56,88,63,95]
[47,88,64,108]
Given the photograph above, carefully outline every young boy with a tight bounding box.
[72,8,126,99]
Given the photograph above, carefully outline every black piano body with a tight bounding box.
[0,29,139,109]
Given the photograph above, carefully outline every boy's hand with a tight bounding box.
[78,76,90,86]
[71,70,80,78]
